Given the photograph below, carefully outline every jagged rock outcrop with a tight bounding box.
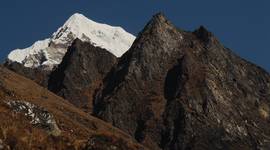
[48,39,117,111]
[94,13,270,150]
[5,100,61,136]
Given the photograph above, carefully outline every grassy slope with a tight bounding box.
[0,66,146,150]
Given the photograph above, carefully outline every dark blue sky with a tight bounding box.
[0,0,269,71]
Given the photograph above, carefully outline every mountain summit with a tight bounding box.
[6,13,135,70]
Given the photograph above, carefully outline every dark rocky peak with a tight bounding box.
[94,13,270,150]
[119,13,185,67]
[147,12,170,28]
[152,12,166,20]
[48,39,117,112]
[133,13,183,50]
[97,13,188,104]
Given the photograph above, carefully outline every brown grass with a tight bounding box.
[0,66,147,150]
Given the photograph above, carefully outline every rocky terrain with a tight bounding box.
[3,12,270,150]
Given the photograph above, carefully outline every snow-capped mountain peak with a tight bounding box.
[52,13,135,56]
[7,13,136,70]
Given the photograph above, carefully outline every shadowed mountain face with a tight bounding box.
[48,39,117,111]
[93,13,270,150]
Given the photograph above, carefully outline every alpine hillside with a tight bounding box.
[0,65,147,150]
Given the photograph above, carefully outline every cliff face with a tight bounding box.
[93,13,270,150]
[48,39,117,111]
